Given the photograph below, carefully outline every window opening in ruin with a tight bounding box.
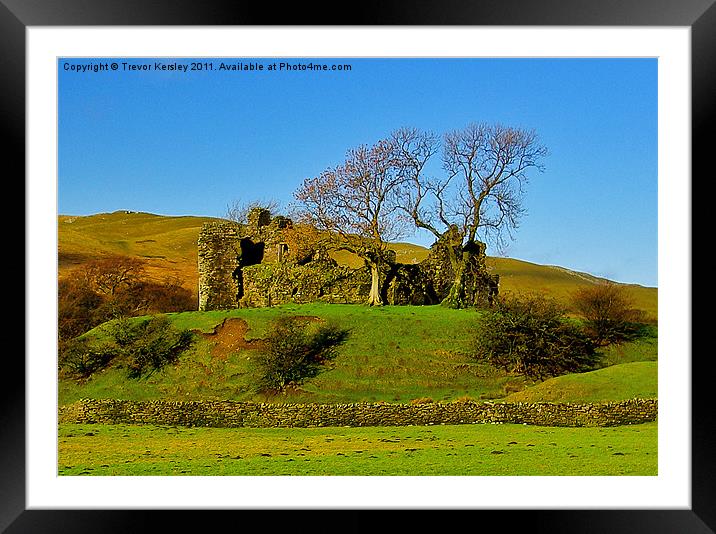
[233,238,266,301]
[239,238,265,266]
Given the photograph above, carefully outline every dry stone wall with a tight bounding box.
[60,398,657,428]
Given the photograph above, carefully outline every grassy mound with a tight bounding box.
[59,303,658,407]
[59,303,505,405]
[503,361,657,403]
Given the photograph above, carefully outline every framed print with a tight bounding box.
[8,0,710,531]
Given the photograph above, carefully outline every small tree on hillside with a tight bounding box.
[83,255,146,296]
[294,139,408,305]
[571,283,647,345]
[58,257,196,340]
[58,315,194,380]
[255,317,350,392]
[474,293,598,380]
[58,274,105,340]
[110,315,194,379]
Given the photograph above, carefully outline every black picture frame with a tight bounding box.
[7,0,707,532]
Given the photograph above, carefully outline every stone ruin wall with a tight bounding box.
[197,222,242,311]
[197,209,499,311]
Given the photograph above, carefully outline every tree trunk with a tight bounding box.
[441,242,483,309]
[442,259,468,309]
[366,262,384,306]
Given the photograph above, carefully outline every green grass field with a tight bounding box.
[57,302,658,477]
[58,420,657,476]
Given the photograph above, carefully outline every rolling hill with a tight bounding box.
[502,361,658,403]
[58,210,657,318]
[59,211,224,292]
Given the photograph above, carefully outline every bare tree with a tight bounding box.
[571,282,647,345]
[294,139,408,306]
[393,123,547,308]
[82,255,146,296]
[224,198,281,224]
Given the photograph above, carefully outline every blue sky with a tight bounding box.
[58,57,657,287]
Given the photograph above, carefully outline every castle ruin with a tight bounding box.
[197,208,499,310]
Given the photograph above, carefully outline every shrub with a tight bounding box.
[139,277,196,313]
[59,315,194,380]
[255,316,350,392]
[58,337,119,379]
[107,316,139,347]
[111,315,194,379]
[571,283,647,345]
[58,276,105,340]
[473,293,599,380]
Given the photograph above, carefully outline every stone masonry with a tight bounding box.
[197,208,499,310]
[60,398,657,429]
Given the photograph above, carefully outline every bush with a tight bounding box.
[473,293,599,380]
[58,337,119,379]
[58,276,105,340]
[255,316,349,392]
[571,283,647,345]
[139,278,196,313]
[111,315,194,379]
[58,315,194,380]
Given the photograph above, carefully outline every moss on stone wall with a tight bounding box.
[198,212,500,310]
[197,222,242,310]
[240,260,370,307]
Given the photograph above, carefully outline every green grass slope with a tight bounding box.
[59,303,658,407]
[59,303,503,405]
[503,361,657,403]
